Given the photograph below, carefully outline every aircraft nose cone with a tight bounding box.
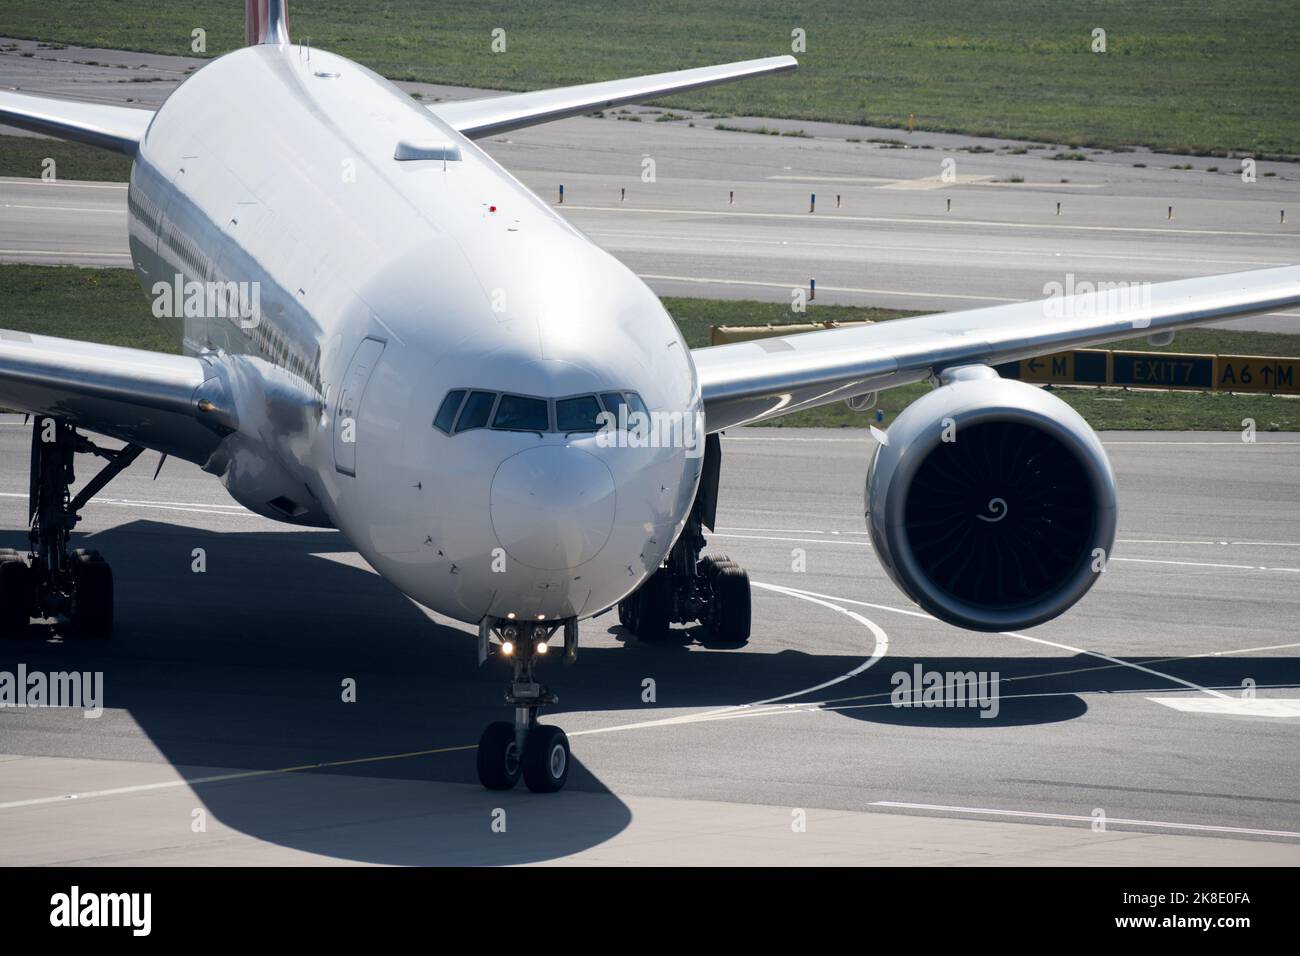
[490,446,617,571]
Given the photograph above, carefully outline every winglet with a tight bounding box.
[246,0,290,46]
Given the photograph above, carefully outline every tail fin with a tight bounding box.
[246,0,290,46]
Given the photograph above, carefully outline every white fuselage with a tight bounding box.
[126,43,702,625]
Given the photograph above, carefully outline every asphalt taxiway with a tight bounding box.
[1,37,1298,866]
[0,416,1297,865]
[2,36,1299,331]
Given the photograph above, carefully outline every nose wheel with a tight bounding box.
[476,619,574,793]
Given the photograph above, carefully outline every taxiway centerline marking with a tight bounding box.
[870,801,1300,839]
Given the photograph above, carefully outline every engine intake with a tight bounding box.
[866,373,1116,631]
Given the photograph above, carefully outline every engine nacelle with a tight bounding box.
[866,372,1117,631]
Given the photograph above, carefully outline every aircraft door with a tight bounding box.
[334,336,386,476]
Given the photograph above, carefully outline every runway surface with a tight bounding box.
[3,36,1300,331]
[1,415,1298,865]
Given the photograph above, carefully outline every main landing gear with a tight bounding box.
[476,617,578,793]
[617,434,752,644]
[0,417,140,640]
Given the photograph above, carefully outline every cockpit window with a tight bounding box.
[455,390,497,433]
[556,395,602,432]
[492,394,550,432]
[599,392,629,419]
[599,391,649,436]
[433,389,466,434]
[435,389,648,435]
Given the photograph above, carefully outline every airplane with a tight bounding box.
[1,0,1297,793]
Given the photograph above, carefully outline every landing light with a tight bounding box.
[501,641,515,657]
[536,641,549,655]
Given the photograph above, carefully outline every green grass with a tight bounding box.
[1,266,1295,430]
[4,1,1298,155]
[662,297,915,349]
[0,264,178,352]
[0,133,132,182]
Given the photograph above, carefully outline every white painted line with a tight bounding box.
[564,203,1300,238]
[1110,555,1300,573]
[591,230,1289,270]
[0,491,255,519]
[766,175,897,184]
[870,801,1300,839]
[722,434,1300,446]
[712,528,1300,573]
[769,582,1231,699]
[1,203,123,214]
[573,581,891,737]
[0,249,128,259]
[1104,440,1300,446]
[712,531,869,547]
[717,526,1300,550]
[747,582,889,704]
[641,272,1012,303]
[0,766,291,811]
[719,525,870,536]
[0,178,128,190]
[995,627,1233,698]
[1194,642,1300,656]
[0,743,474,812]
[1147,697,1300,717]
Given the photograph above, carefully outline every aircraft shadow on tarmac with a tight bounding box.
[2,520,1297,864]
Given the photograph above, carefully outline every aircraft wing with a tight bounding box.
[0,329,230,464]
[692,266,1300,432]
[430,56,797,139]
[0,90,154,154]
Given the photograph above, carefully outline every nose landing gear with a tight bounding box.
[476,618,576,792]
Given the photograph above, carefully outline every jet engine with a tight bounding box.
[866,369,1117,631]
